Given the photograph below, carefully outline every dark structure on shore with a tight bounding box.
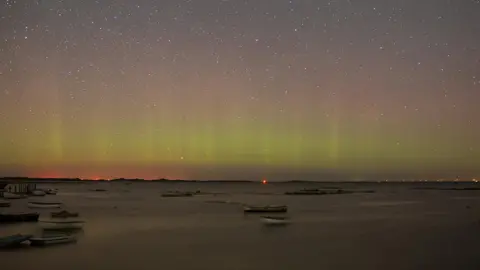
[0,181,37,197]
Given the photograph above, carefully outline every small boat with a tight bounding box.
[30,235,77,246]
[243,205,288,213]
[205,200,230,204]
[161,191,193,197]
[0,201,11,207]
[40,220,85,230]
[28,201,62,209]
[51,210,79,218]
[45,189,58,195]
[285,188,351,195]
[31,190,46,196]
[0,234,32,248]
[0,212,39,223]
[2,192,27,199]
[261,216,291,225]
[285,188,326,195]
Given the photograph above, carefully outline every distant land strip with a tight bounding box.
[0,177,479,184]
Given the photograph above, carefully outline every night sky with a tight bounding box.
[0,0,479,180]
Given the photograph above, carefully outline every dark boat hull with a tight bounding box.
[51,211,79,218]
[30,236,77,246]
[161,193,193,197]
[244,206,288,213]
[0,234,32,248]
[244,209,287,213]
[0,202,11,207]
[0,213,39,223]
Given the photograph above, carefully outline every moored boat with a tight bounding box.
[243,205,288,213]
[0,234,32,248]
[40,220,85,230]
[31,190,46,196]
[285,188,351,195]
[161,191,193,197]
[0,201,11,207]
[30,235,77,246]
[28,201,62,209]
[285,188,326,195]
[2,192,27,199]
[0,212,39,223]
[45,189,58,195]
[261,216,291,225]
[90,188,107,192]
[51,210,79,218]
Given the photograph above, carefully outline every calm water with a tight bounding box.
[1,182,480,270]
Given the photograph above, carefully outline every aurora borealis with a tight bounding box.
[0,0,479,180]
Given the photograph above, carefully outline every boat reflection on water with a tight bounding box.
[261,216,291,226]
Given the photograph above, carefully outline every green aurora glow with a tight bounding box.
[0,0,479,180]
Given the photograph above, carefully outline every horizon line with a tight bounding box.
[0,176,478,183]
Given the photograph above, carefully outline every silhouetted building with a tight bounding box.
[0,181,36,197]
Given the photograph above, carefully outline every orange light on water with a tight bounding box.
[262,179,267,184]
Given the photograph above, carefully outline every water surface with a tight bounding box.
[1,182,480,270]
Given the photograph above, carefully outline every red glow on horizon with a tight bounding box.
[35,174,68,179]
[262,179,267,184]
